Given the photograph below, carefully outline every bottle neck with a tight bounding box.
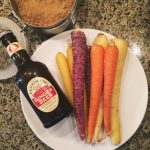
[11,50,31,68]
[0,32,31,69]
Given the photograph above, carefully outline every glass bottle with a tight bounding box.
[0,31,72,128]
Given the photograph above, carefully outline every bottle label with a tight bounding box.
[7,42,23,56]
[27,77,59,112]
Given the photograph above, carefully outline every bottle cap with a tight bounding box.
[0,30,13,39]
[0,17,28,79]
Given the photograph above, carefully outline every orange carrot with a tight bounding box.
[88,45,104,144]
[103,45,118,134]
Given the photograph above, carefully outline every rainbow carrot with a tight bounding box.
[67,46,89,136]
[111,39,128,145]
[88,45,104,144]
[103,45,118,134]
[94,97,103,142]
[67,46,73,76]
[94,33,109,48]
[85,46,91,111]
[56,52,73,105]
[93,33,109,141]
[71,30,87,141]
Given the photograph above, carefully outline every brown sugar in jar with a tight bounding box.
[15,0,75,26]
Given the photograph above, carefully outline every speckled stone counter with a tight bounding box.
[0,0,149,149]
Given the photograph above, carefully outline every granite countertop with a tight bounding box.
[0,0,149,149]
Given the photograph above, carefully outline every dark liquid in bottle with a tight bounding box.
[0,31,72,128]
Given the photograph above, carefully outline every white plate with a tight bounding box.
[20,29,148,150]
[0,17,28,79]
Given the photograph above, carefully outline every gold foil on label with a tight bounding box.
[6,42,23,56]
[27,77,59,112]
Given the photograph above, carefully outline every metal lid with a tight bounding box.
[0,30,13,39]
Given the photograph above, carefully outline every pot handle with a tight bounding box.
[8,11,29,32]
[69,12,80,29]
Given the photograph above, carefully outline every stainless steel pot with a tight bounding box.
[9,0,78,35]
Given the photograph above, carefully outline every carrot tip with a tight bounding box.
[97,33,104,36]
[96,132,111,143]
[97,137,103,142]
[75,26,80,30]
[80,134,85,141]
[106,131,111,136]
[87,138,92,144]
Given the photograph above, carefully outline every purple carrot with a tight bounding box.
[71,30,87,141]
[85,46,91,112]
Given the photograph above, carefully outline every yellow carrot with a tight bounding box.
[94,33,109,48]
[111,38,128,145]
[56,52,73,105]
[94,97,103,142]
[67,46,73,76]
